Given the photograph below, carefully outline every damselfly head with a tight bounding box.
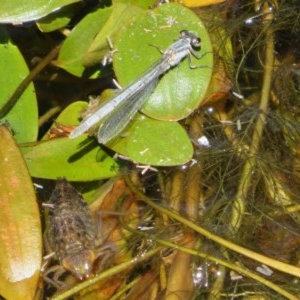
[180,30,201,48]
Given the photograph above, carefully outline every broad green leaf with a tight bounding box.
[82,2,144,68]
[65,100,193,165]
[115,0,155,9]
[50,100,87,131]
[40,101,87,140]
[22,137,119,181]
[114,3,213,121]
[0,26,38,143]
[0,126,42,300]
[61,4,212,165]
[0,0,80,23]
[36,3,79,32]
[111,114,193,165]
[55,5,112,77]
[22,102,119,181]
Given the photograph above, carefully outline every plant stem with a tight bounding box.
[230,1,275,233]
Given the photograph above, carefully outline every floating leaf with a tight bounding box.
[111,114,193,165]
[0,126,42,300]
[117,0,155,10]
[82,2,143,68]
[54,5,112,77]
[114,3,213,121]
[22,102,119,181]
[0,0,80,23]
[0,26,38,143]
[36,3,79,32]
[51,100,87,128]
[66,100,193,165]
[23,137,119,181]
[65,4,212,165]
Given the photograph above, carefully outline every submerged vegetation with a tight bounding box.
[1,0,300,299]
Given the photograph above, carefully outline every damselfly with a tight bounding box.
[69,30,202,144]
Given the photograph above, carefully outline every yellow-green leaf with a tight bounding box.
[0,126,42,300]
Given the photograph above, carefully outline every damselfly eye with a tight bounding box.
[192,37,201,48]
[180,30,201,48]
[180,29,189,37]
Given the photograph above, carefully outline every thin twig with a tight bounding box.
[0,43,61,118]
[38,106,61,127]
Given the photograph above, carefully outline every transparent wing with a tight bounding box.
[97,79,157,144]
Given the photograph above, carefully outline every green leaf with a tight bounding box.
[63,100,193,165]
[61,3,212,166]
[82,2,144,68]
[22,137,119,181]
[22,101,119,181]
[36,3,78,32]
[55,5,112,77]
[0,26,38,143]
[0,0,81,23]
[0,126,42,300]
[114,3,213,121]
[114,0,155,10]
[111,114,193,165]
[53,100,87,126]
